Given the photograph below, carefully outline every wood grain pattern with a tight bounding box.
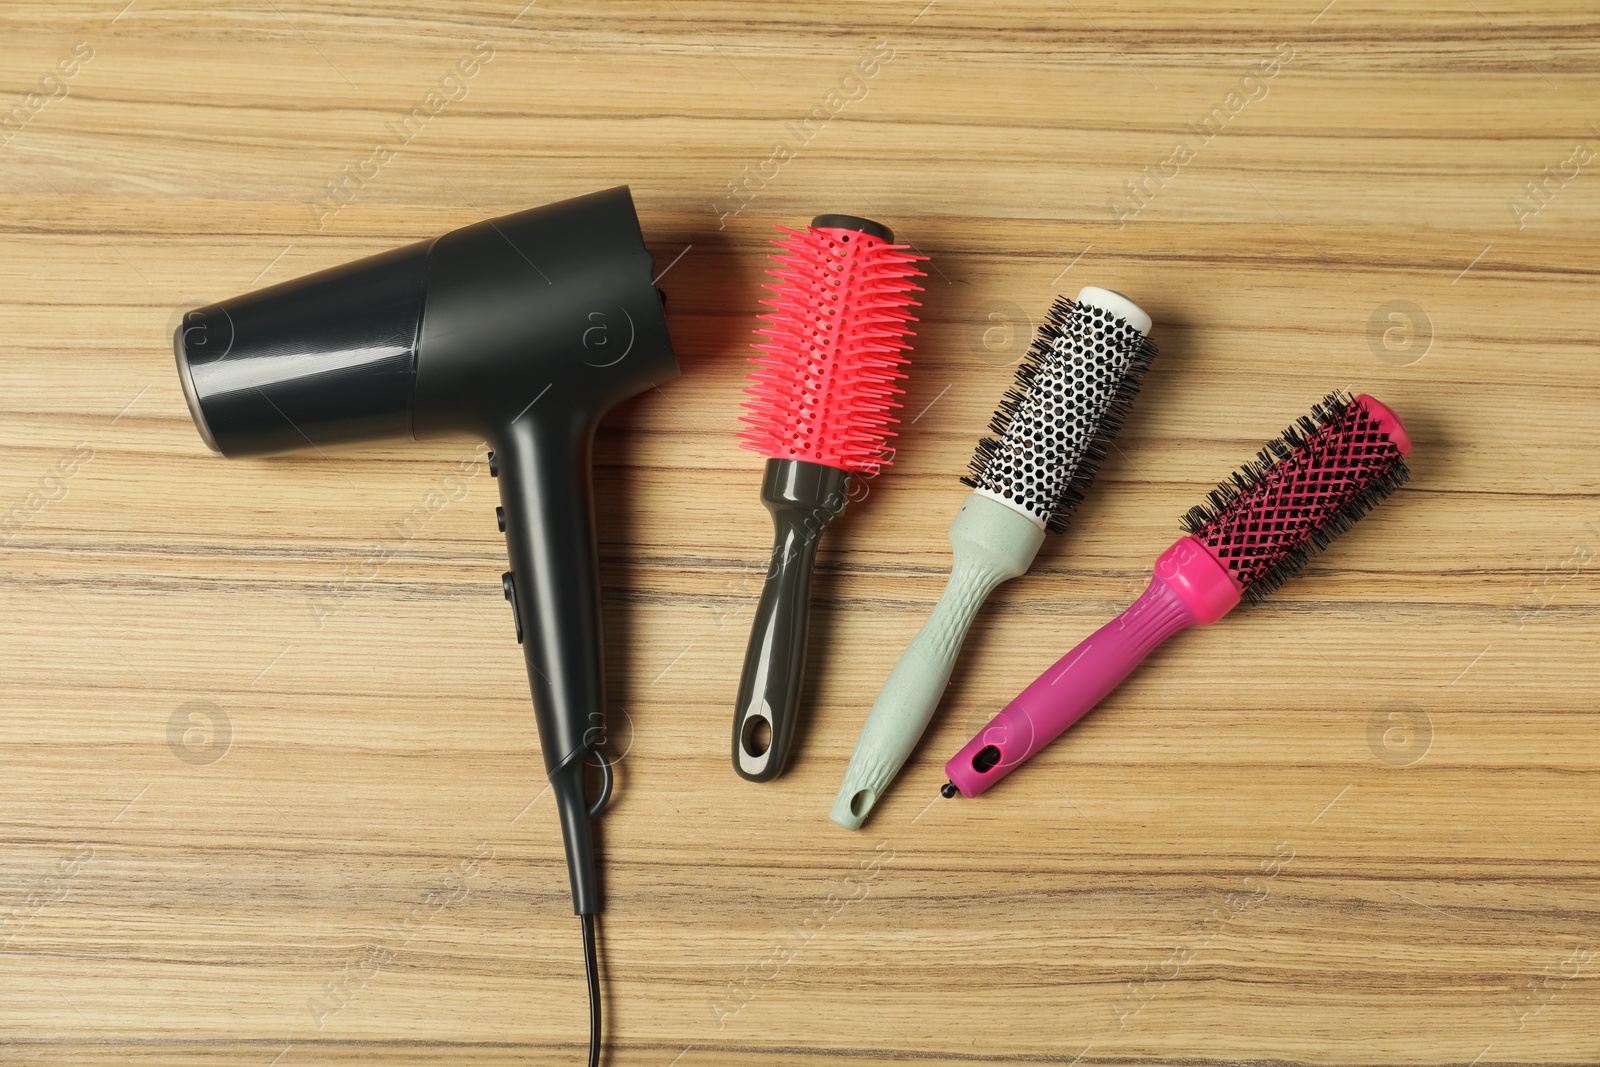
[2,1,1597,1063]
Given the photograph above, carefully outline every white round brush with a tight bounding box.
[829,286,1156,830]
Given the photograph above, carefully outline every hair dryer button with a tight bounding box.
[487,450,499,477]
[495,506,506,532]
[501,571,523,643]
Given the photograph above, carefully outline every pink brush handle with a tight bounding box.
[945,537,1241,797]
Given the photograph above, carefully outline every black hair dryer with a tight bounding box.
[174,187,677,933]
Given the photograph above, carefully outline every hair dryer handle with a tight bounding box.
[733,459,851,781]
[494,415,608,914]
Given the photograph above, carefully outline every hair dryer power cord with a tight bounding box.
[582,913,601,1067]
[580,743,611,1066]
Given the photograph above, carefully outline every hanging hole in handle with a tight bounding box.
[849,789,875,818]
[972,745,1002,774]
[741,714,772,758]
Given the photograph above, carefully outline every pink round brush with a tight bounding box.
[944,391,1413,798]
[733,215,926,782]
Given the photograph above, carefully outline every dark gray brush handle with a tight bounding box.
[734,458,851,781]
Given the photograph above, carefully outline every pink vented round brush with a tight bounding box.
[944,391,1413,799]
[733,215,925,782]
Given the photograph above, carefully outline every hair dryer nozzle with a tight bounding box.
[174,240,433,457]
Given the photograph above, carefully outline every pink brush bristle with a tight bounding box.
[1181,391,1412,602]
[740,222,926,473]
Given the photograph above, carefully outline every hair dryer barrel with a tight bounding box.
[172,187,679,917]
[174,240,432,455]
[174,187,678,454]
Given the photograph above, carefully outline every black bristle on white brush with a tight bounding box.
[962,293,1159,532]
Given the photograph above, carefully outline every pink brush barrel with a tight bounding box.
[944,538,1239,797]
[741,224,924,473]
[945,392,1412,798]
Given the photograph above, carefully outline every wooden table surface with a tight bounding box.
[3,2,1598,1064]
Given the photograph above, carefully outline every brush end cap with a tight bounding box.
[1354,394,1412,456]
[810,214,894,243]
[1075,286,1152,335]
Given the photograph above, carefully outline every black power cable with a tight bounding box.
[582,913,600,1067]
[581,745,611,1066]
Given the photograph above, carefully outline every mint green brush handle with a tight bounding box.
[830,492,1044,829]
